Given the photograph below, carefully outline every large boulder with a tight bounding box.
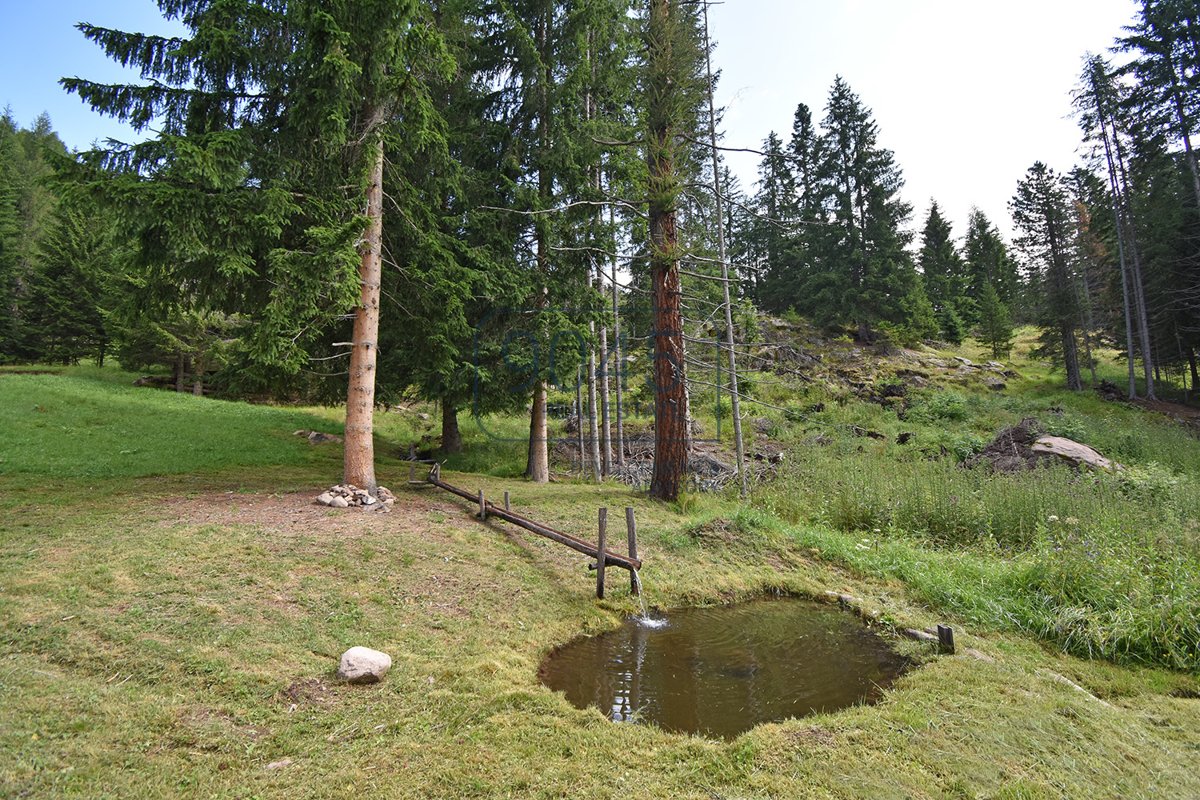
[1031,436,1122,472]
[337,646,392,685]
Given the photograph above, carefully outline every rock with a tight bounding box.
[307,431,343,444]
[418,413,431,421]
[1032,436,1123,472]
[316,492,335,506]
[266,758,294,771]
[953,356,975,367]
[897,432,914,445]
[986,361,1006,371]
[337,646,392,685]
[362,496,377,506]
[985,378,1007,392]
[330,496,350,509]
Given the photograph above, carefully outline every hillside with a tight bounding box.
[1,334,1199,798]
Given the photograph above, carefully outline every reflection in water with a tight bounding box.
[540,598,909,739]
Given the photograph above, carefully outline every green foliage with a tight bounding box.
[976,282,1015,358]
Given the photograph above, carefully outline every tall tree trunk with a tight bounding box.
[174,351,185,393]
[526,380,550,482]
[1098,113,1139,399]
[525,7,552,484]
[702,0,747,496]
[344,135,384,492]
[441,400,462,454]
[1189,347,1199,396]
[586,338,602,481]
[1112,127,1157,399]
[610,206,626,468]
[1062,323,1083,391]
[647,0,688,501]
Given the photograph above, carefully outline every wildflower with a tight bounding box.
[1047,515,1060,523]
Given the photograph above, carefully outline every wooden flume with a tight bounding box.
[424,465,642,597]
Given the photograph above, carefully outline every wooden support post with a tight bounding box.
[504,491,511,512]
[478,489,486,520]
[408,462,415,483]
[626,506,640,596]
[596,508,607,600]
[937,624,955,655]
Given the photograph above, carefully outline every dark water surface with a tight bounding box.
[539,598,909,739]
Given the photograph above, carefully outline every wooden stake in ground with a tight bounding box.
[344,134,384,492]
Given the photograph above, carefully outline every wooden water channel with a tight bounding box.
[417,463,641,599]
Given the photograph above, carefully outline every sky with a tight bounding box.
[0,0,1139,242]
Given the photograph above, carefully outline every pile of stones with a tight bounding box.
[315,484,395,509]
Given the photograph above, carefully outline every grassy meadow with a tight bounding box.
[2,340,1199,799]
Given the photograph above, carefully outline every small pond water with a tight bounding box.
[539,598,908,739]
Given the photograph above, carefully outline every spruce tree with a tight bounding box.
[64,0,451,491]
[918,200,968,342]
[806,77,925,342]
[1011,162,1083,390]
[976,282,1014,359]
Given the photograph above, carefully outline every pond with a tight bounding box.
[539,597,909,739]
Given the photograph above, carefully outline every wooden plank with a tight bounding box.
[597,508,607,599]
[426,472,642,572]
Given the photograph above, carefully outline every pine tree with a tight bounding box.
[1119,0,1200,213]
[963,208,1019,313]
[0,115,21,359]
[976,282,1014,359]
[643,0,705,501]
[1011,162,1083,390]
[24,190,114,364]
[918,200,968,341]
[65,0,451,491]
[806,77,924,342]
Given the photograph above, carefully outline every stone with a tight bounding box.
[330,496,350,509]
[953,356,975,367]
[985,378,1006,392]
[1031,436,1122,472]
[337,646,392,685]
[316,492,334,506]
[266,758,294,771]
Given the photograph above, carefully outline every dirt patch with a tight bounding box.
[278,678,336,708]
[156,489,466,544]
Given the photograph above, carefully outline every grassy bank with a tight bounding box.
[2,356,1199,798]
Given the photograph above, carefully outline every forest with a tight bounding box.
[2,1,1200,798]
[4,0,1198,498]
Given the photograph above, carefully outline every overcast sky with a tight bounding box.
[1,1,1139,242]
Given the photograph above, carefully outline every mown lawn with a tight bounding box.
[2,363,1199,798]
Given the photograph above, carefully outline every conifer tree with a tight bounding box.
[1011,162,1083,390]
[918,201,968,342]
[976,282,1014,359]
[805,77,925,342]
[643,0,705,501]
[64,0,451,491]
[963,208,1019,315]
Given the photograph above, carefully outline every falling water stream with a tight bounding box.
[539,597,909,739]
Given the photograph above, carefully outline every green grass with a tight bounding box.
[1,355,1199,798]
[0,366,345,479]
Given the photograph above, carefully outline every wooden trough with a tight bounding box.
[422,463,641,599]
